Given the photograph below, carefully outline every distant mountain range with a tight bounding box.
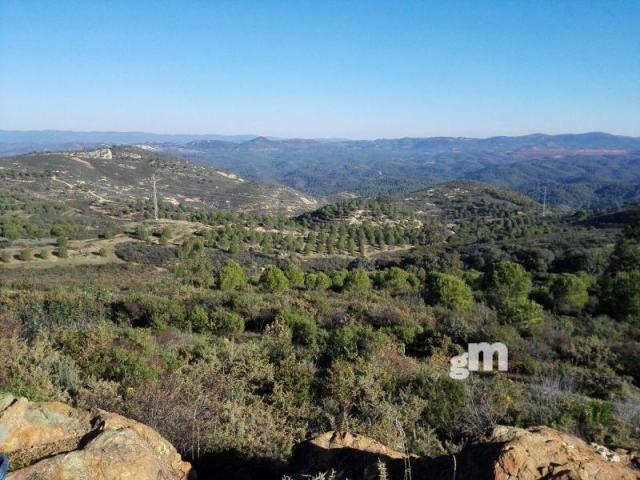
[2,130,639,209]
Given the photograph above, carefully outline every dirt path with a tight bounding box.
[51,176,75,189]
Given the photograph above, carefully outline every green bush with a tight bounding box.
[326,324,381,361]
[283,264,305,288]
[276,309,319,347]
[259,265,289,293]
[343,268,372,293]
[216,260,247,291]
[174,237,213,288]
[331,269,348,289]
[497,298,544,329]
[373,267,419,290]
[549,273,591,314]
[135,225,150,241]
[483,261,532,307]
[188,306,210,333]
[57,236,69,258]
[209,307,245,337]
[602,270,640,323]
[424,272,473,312]
[159,227,173,245]
[305,272,332,290]
[19,248,34,261]
[1,219,21,240]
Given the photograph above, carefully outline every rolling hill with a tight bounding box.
[386,180,540,219]
[3,131,640,209]
[0,146,317,216]
[469,152,640,209]
[160,132,640,207]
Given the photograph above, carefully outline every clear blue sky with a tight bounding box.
[1,0,639,139]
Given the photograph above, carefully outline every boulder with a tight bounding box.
[290,426,640,480]
[289,430,446,480]
[0,394,193,480]
[456,425,640,480]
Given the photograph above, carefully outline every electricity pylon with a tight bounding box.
[152,175,159,221]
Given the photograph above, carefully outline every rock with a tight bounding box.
[455,425,640,480]
[290,426,640,480]
[0,395,92,468]
[304,431,409,460]
[290,431,406,480]
[0,394,193,480]
[289,431,446,480]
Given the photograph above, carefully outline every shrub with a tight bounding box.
[283,264,305,288]
[549,273,591,314]
[259,265,290,293]
[424,272,473,312]
[135,225,150,241]
[57,236,69,258]
[326,324,381,361]
[38,248,49,260]
[497,298,544,329]
[305,272,332,290]
[19,248,33,261]
[188,306,210,333]
[276,309,319,347]
[483,261,532,307]
[174,237,213,288]
[159,227,173,245]
[209,307,245,337]
[216,260,247,291]
[343,268,371,293]
[331,269,348,290]
[602,270,640,323]
[0,250,11,263]
[1,220,21,240]
[98,247,108,257]
[373,267,419,291]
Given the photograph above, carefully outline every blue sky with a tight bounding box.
[1,0,638,138]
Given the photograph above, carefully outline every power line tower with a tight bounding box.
[542,186,547,217]
[152,175,159,221]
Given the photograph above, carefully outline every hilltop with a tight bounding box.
[0,146,317,216]
[386,180,539,218]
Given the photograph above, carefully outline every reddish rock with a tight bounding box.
[0,394,193,480]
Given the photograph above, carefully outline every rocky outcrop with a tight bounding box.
[0,394,193,480]
[2,394,638,480]
[456,425,640,480]
[290,431,418,480]
[291,426,640,480]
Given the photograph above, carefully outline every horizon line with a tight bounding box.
[1,128,639,142]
